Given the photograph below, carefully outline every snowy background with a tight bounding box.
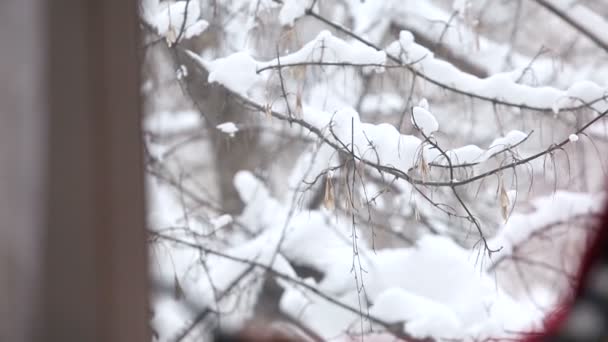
[139,0,608,340]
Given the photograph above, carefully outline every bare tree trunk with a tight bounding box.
[178,49,261,214]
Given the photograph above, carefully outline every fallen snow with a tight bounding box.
[278,0,307,26]
[152,0,209,42]
[228,171,543,339]
[188,30,386,98]
[259,30,387,73]
[418,97,430,110]
[486,130,528,156]
[216,122,239,136]
[210,214,233,229]
[370,287,462,339]
[146,3,608,340]
[411,106,439,135]
[445,144,486,164]
[207,52,262,96]
[386,31,608,113]
[428,130,528,166]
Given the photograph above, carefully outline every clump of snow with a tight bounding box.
[210,214,233,229]
[427,144,484,166]
[304,106,405,169]
[151,295,194,341]
[418,97,430,110]
[258,30,387,73]
[448,144,486,164]
[303,104,529,170]
[176,64,188,80]
[333,107,423,171]
[411,106,439,135]
[278,0,307,26]
[140,0,160,24]
[567,81,605,102]
[205,51,262,96]
[370,287,462,339]
[486,130,528,155]
[188,31,387,98]
[428,129,528,166]
[216,122,239,137]
[151,0,209,44]
[569,134,579,142]
[397,30,416,49]
[233,170,284,234]
[300,105,332,130]
[183,20,209,39]
[234,170,270,206]
[345,0,390,42]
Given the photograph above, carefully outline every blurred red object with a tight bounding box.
[523,201,608,342]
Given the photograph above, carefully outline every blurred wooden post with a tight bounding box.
[0,1,46,341]
[40,0,149,341]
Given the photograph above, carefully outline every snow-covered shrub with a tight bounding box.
[141,0,608,340]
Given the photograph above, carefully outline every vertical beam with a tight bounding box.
[0,1,45,341]
[42,0,149,341]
